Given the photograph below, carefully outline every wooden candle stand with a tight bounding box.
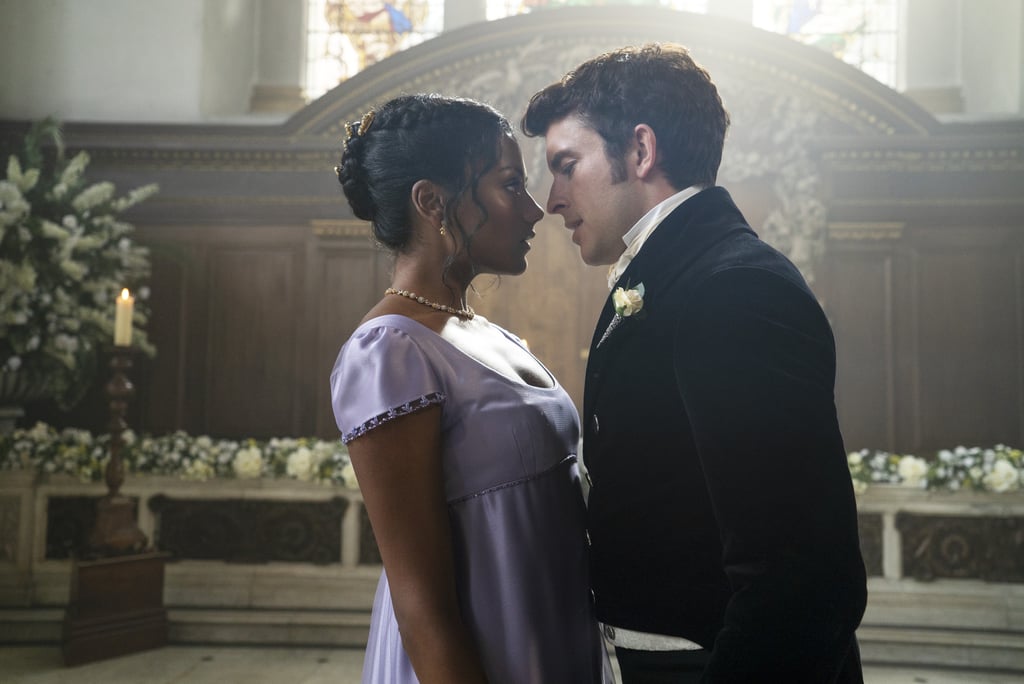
[63,346,169,666]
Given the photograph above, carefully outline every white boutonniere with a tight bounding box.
[597,282,645,348]
[612,283,645,317]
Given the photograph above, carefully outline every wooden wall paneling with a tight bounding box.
[1019,246,1024,446]
[911,226,1024,451]
[203,228,306,438]
[825,225,900,451]
[310,221,391,438]
[136,229,191,436]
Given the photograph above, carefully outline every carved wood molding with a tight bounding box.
[828,222,905,241]
[311,219,373,238]
[820,147,1024,174]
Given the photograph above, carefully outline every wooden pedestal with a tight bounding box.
[62,551,170,666]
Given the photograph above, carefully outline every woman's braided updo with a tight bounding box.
[336,93,513,252]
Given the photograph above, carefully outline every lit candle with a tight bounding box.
[114,288,134,346]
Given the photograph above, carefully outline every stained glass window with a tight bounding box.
[306,0,899,100]
[751,0,899,87]
[306,0,444,100]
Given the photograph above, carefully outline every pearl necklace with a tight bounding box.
[385,287,475,320]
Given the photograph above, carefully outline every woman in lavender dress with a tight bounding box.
[330,94,611,683]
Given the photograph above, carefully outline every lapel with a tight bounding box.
[584,187,755,404]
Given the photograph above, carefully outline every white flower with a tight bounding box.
[6,156,39,193]
[183,459,214,481]
[71,181,115,212]
[897,455,929,488]
[847,451,863,466]
[286,446,316,481]
[5,356,22,371]
[0,180,29,227]
[612,283,645,317]
[59,259,87,280]
[59,152,89,187]
[39,219,70,240]
[983,460,1020,493]
[232,446,264,479]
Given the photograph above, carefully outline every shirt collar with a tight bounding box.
[607,185,705,290]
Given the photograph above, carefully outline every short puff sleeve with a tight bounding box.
[330,324,445,444]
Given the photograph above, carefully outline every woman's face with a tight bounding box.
[454,135,544,277]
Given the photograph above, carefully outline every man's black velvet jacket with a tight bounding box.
[583,187,867,682]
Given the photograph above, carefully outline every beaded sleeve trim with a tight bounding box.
[342,391,445,444]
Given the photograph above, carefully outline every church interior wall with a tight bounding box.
[0,5,1022,671]
[961,0,1023,117]
[2,3,1022,455]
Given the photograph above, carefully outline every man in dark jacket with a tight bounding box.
[522,43,867,683]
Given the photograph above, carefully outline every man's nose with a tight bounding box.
[546,182,566,214]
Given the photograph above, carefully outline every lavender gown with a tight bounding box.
[331,315,611,684]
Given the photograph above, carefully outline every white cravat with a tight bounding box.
[607,185,705,290]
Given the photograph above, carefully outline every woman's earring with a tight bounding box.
[439,223,446,236]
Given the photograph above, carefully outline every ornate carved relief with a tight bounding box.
[46,496,138,559]
[896,513,1024,583]
[149,496,348,564]
[857,513,884,577]
[359,504,381,565]
[0,495,19,562]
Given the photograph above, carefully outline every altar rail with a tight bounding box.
[0,472,1022,671]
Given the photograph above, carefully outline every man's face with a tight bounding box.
[544,115,644,266]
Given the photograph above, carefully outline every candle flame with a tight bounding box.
[120,288,131,300]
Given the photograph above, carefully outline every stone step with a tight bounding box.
[0,607,371,648]
[4,608,1022,673]
[858,624,1024,672]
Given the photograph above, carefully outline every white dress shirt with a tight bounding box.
[607,185,706,290]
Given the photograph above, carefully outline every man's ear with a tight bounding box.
[410,179,446,224]
[632,124,658,180]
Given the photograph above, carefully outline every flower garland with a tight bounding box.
[3,422,1019,497]
[0,119,158,408]
[0,422,358,489]
[847,444,1022,495]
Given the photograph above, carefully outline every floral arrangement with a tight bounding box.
[847,444,1022,495]
[0,422,358,489]
[0,119,157,408]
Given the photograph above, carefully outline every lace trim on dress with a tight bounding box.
[341,391,446,444]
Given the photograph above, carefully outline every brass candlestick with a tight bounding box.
[86,345,148,556]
